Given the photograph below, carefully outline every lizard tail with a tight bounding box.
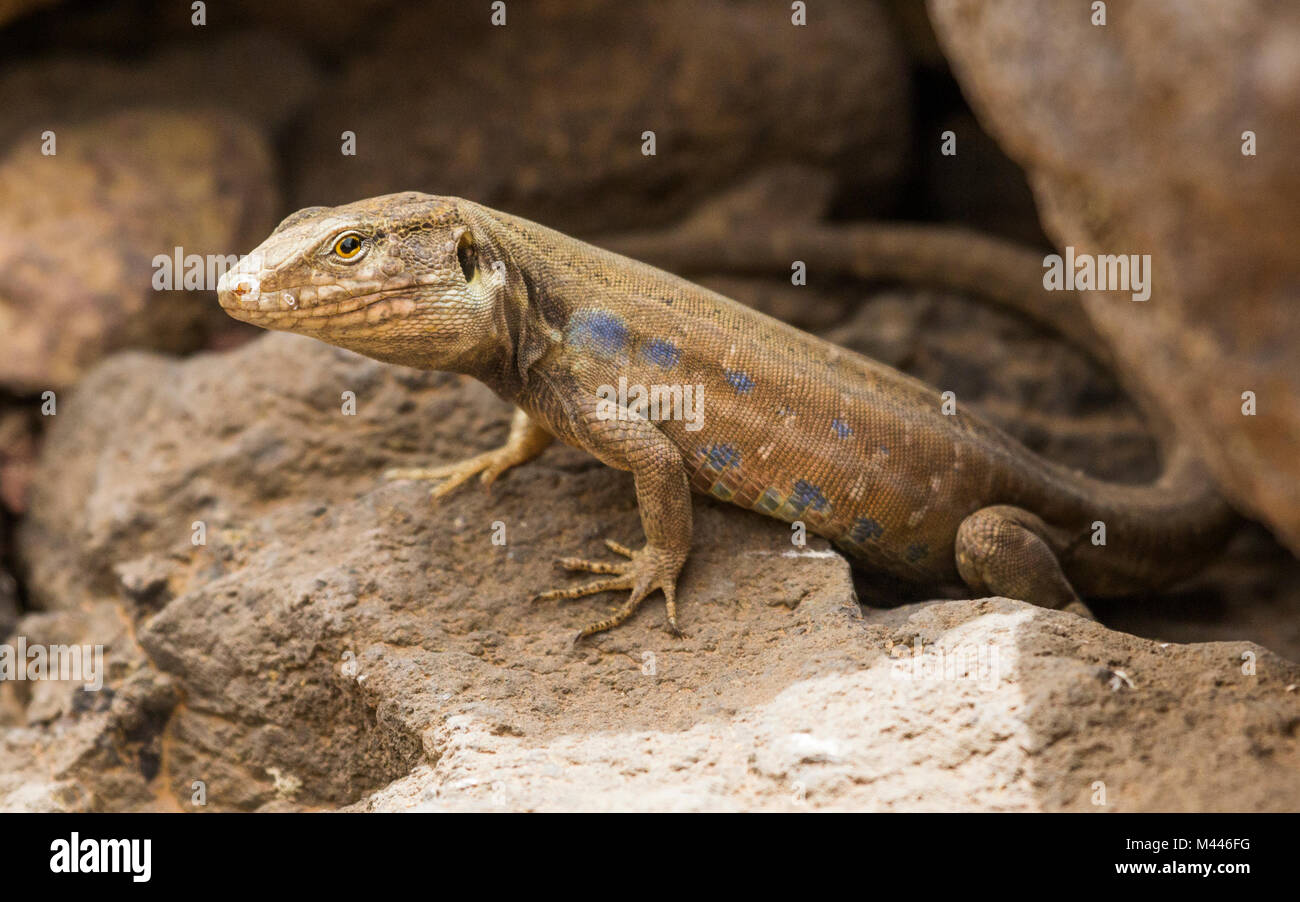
[1046,437,1236,596]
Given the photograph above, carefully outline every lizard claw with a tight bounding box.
[532,540,686,639]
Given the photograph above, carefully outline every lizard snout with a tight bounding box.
[217,254,291,316]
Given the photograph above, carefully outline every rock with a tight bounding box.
[19,333,464,612]
[291,0,911,234]
[1100,523,1300,670]
[218,0,402,55]
[927,0,1300,554]
[0,570,14,640]
[0,601,178,811]
[0,413,24,636]
[0,32,317,149]
[0,406,39,515]
[7,333,1299,811]
[0,109,278,391]
[16,332,864,808]
[910,109,1049,248]
[349,599,1299,812]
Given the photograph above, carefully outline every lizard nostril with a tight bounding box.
[227,275,261,302]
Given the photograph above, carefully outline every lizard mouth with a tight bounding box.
[219,283,410,326]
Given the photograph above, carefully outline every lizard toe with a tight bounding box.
[557,556,627,574]
[531,574,633,604]
[603,539,636,558]
[383,464,459,481]
[427,468,481,501]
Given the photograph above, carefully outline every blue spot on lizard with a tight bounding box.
[723,369,755,393]
[700,443,741,471]
[831,418,853,438]
[790,479,828,513]
[568,310,627,356]
[641,338,681,369]
[850,517,884,542]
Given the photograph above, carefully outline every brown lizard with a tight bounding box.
[217,193,1233,640]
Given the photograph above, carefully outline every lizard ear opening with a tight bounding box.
[456,230,478,283]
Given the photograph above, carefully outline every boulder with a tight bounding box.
[290,0,912,234]
[6,333,1297,810]
[927,0,1300,553]
[0,32,316,149]
[0,110,278,392]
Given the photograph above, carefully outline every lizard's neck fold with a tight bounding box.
[459,206,570,404]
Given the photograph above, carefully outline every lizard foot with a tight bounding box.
[384,448,524,501]
[384,408,553,502]
[531,539,686,641]
[956,504,1096,620]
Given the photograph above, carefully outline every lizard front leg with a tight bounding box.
[385,407,553,500]
[532,411,693,641]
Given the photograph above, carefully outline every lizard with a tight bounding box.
[216,192,1234,640]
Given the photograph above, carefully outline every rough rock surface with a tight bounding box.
[0,559,14,641]
[0,407,39,514]
[291,0,911,233]
[0,31,316,149]
[351,601,1299,813]
[6,333,1298,811]
[927,0,1300,554]
[0,601,177,811]
[0,109,278,391]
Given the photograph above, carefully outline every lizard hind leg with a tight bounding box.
[954,505,1094,619]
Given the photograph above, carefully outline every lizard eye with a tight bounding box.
[456,231,477,282]
[332,233,365,260]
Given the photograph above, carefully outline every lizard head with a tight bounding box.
[217,192,507,371]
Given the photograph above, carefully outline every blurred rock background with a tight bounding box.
[0,0,1296,811]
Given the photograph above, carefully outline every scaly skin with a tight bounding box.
[217,193,1233,640]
